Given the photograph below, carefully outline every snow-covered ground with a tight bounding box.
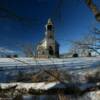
[0,57,99,69]
[0,82,62,90]
[0,57,100,99]
[0,57,99,82]
[0,82,100,100]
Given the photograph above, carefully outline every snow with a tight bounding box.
[0,81,99,91]
[0,57,99,69]
[0,82,60,90]
[0,57,99,82]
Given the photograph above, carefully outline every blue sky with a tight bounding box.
[0,0,100,55]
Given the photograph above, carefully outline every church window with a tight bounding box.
[49,46,53,55]
[42,51,45,54]
[47,25,52,31]
[49,35,53,39]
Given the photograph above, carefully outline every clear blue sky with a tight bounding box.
[0,0,100,55]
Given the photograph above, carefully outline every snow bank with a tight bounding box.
[0,82,60,90]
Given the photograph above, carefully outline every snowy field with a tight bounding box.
[0,57,100,100]
[0,57,99,82]
[0,56,99,69]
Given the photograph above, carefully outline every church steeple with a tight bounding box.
[36,18,59,58]
[47,18,53,25]
[45,18,54,39]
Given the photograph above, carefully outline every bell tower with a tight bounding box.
[45,18,54,39]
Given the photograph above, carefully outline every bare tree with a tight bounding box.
[21,43,36,57]
[70,33,96,57]
[85,0,100,22]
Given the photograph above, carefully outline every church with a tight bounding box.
[36,18,59,58]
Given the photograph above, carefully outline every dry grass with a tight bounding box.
[31,69,72,82]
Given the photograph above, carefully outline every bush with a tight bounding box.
[86,71,100,83]
[72,53,78,57]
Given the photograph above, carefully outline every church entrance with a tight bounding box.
[49,46,54,55]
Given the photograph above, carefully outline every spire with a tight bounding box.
[47,18,53,25]
[45,18,54,32]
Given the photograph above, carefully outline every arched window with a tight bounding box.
[47,25,52,31]
[42,51,45,54]
[49,46,53,55]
